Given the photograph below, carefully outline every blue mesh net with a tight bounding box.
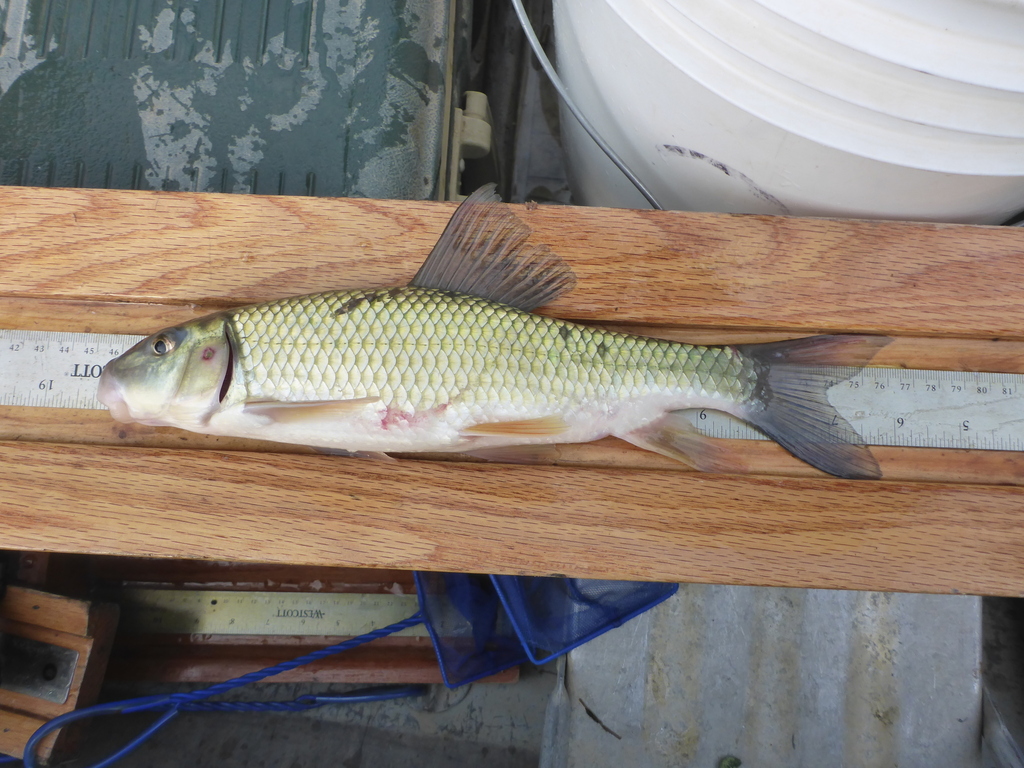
[492,576,678,664]
[416,572,678,686]
[414,572,529,687]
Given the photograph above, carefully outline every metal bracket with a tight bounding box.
[0,633,78,704]
[447,91,494,201]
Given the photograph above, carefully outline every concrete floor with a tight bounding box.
[64,668,556,768]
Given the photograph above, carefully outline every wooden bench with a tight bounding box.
[2,187,1024,595]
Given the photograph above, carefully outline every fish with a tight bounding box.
[98,184,888,479]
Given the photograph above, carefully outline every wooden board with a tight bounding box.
[0,584,94,636]
[3,186,1024,337]
[0,587,118,762]
[2,187,1024,595]
[105,635,517,685]
[4,440,1024,596]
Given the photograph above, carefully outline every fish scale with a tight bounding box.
[227,287,755,416]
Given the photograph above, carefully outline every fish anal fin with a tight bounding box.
[620,412,749,474]
[409,184,577,311]
[244,396,380,424]
[462,415,570,437]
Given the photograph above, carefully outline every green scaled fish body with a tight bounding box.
[98,185,886,479]
[219,286,755,452]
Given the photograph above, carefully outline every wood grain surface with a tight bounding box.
[3,187,1024,595]
[3,440,1024,595]
[105,638,518,684]
[3,186,1024,336]
[0,585,93,636]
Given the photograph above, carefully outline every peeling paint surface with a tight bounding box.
[0,0,450,198]
[0,0,43,95]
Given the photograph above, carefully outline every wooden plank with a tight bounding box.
[3,187,1024,595]
[3,441,1024,596]
[3,407,1024,485]
[2,187,1024,337]
[72,603,118,724]
[105,643,517,685]
[0,586,92,637]
[0,710,48,762]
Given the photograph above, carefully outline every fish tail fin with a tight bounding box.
[736,335,890,479]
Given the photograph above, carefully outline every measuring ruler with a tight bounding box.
[118,589,425,636]
[3,328,1024,450]
[683,366,1024,452]
[0,329,144,409]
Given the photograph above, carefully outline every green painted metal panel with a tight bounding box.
[0,0,457,198]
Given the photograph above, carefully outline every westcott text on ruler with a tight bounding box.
[118,589,426,636]
[3,329,1024,452]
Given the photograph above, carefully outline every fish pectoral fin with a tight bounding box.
[243,396,380,424]
[461,415,571,437]
[620,412,750,474]
[409,184,577,311]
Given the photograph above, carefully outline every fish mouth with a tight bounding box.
[97,368,135,423]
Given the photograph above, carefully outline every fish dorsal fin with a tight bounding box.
[410,184,577,311]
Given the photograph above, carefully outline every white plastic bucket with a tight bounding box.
[552,0,1024,223]
[677,0,1024,139]
[753,0,1024,92]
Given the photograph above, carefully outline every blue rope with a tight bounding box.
[20,612,426,768]
[127,612,425,712]
[179,686,424,712]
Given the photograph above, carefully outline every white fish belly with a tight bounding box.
[201,389,739,453]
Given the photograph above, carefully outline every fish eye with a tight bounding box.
[152,336,174,356]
